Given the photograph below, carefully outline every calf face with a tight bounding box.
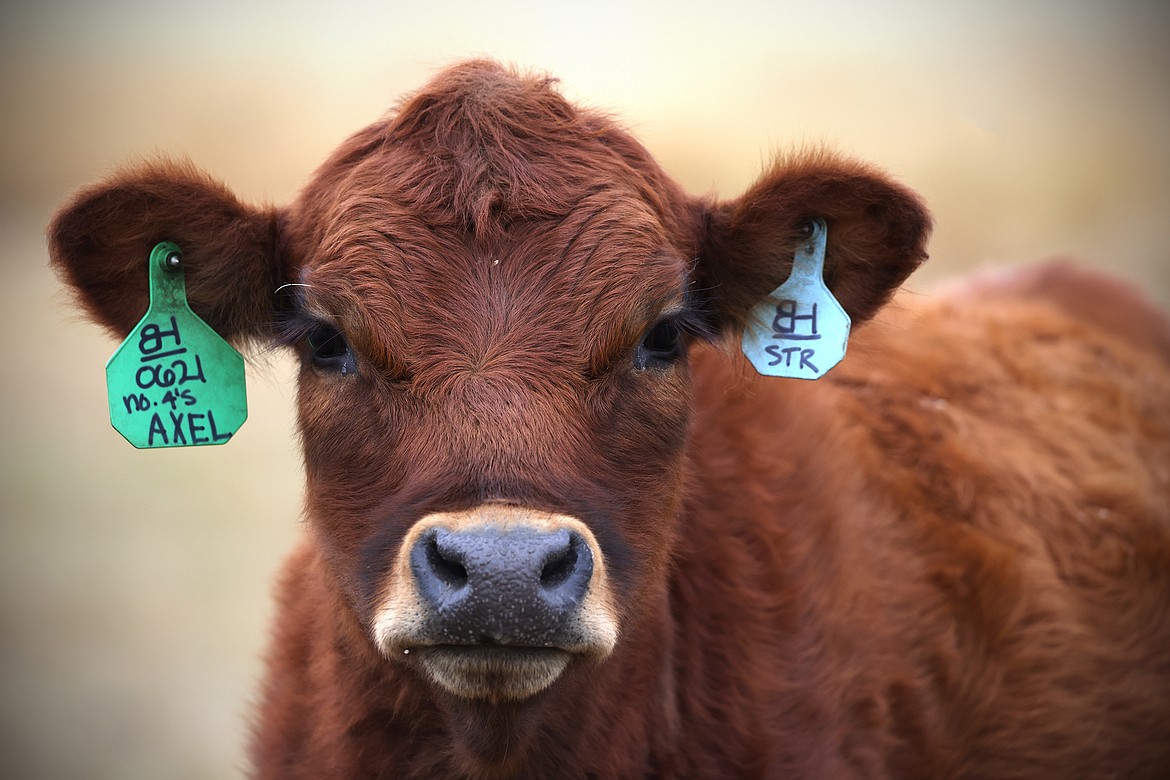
[48,60,929,703]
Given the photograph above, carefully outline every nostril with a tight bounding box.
[540,540,578,588]
[538,532,592,613]
[427,532,468,589]
[411,530,472,613]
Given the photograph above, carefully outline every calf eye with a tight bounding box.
[306,324,355,374]
[635,320,683,369]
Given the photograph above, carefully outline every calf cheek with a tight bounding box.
[591,373,692,596]
[297,378,410,587]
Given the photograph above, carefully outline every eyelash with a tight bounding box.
[634,311,713,369]
[274,303,714,377]
[277,314,356,374]
[307,323,349,361]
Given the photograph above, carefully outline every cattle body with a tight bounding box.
[49,61,1170,778]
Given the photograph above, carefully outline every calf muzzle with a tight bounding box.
[373,507,618,700]
[411,525,594,645]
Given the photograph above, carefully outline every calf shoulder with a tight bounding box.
[679,264,1170,776]
[825,266,1170,775]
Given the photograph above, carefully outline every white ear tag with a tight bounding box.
[741,219,850,379]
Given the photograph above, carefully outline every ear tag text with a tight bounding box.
[105,242,248,448]
[741,219,850,379]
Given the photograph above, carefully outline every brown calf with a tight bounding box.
[50,60,1170,778]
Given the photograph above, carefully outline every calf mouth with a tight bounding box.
[373,506,619,701]
[408,644,573,702]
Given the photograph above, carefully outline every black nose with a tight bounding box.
[410,526,594,646]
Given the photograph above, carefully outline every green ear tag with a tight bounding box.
[104,242,247,448]
[741,219,850,379]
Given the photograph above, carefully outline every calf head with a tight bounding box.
[50,61,929,704]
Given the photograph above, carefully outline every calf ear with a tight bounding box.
[48,159,283,342]
[696,150,931,331]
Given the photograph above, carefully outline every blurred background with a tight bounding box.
[1,0,1167,777]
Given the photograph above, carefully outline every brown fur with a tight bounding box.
[48,60,1170,778]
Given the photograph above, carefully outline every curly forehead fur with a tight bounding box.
[294,59,691,250]
[283,60,702,387]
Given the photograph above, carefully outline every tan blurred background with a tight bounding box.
[1,0,1167,777]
